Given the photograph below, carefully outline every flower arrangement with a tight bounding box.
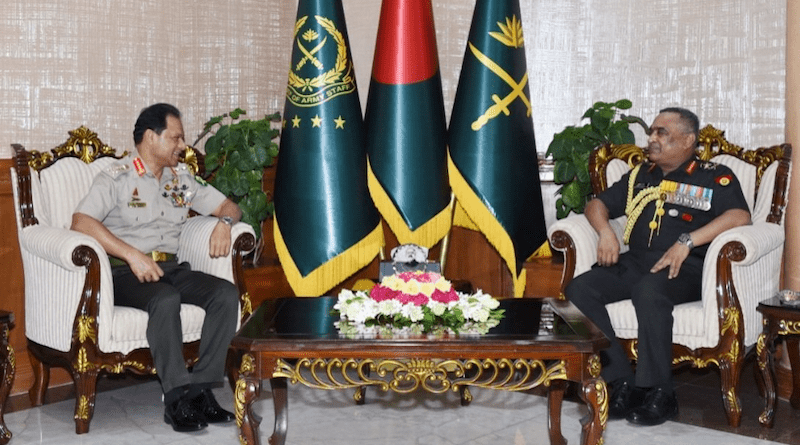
[334,271,504,336]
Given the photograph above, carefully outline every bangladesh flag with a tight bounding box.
[364,0,452,249]
[274,0,383,296]
[448,0,547,297]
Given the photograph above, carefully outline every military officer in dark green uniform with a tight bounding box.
[566,107,751,426]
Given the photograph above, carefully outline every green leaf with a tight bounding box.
[553,161,576,184]
[591,109,614,133]
[229,108,247,120]
[555,197,570,219]
[203,116,224,132]
[204,134,222,156]
[546,137,567,158]
[267,143,279,161]
[561,181,585,209]
[614,99,633,110]
[204,152,221,172]
[608,124,636,145]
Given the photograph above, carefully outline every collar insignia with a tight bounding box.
[133,158,146,176]
[685,160,698,175]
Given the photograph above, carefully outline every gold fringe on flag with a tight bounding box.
[274,218,384,297]
[367,160,452,249]
[526,241,552,260]
[448,154,527,297]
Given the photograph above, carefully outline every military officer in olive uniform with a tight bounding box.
[72,103,242,432]
[565,107,751,426]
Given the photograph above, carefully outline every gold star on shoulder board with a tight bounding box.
[292,115,301,128]
[334,115,346,129]
[311,115,322,128]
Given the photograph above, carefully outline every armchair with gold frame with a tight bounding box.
[547,125,791,427]
[10,127,256,434]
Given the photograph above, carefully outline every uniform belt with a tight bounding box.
[108,251,176,267]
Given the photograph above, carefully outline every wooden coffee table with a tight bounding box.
[230,297,610,445]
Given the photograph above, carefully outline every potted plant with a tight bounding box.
[545,99,648,219]
[193,108,281,245]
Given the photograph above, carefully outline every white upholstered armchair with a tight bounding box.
[10,127,256,434]
[548,125,791,427]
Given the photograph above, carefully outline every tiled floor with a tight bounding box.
[0,370,790,445]
[671,354,800,444]
[5,339,800,442]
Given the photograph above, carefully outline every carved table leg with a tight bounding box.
[579,378,607,445]
[269,378,288,445]
[235,354,262,445]
[547,379,567,445]
[787,336,800,409]
[0,323,14,445]
[757,329,777,427]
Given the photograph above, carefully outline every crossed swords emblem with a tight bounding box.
[469,42,532,131]
[296,36,327,71]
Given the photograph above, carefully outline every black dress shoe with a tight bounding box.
[191,388,235,423]
[626,387,678,426]
[608,380,646,420]
[164,396,207,432]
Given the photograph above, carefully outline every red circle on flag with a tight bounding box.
[372,0,439,84]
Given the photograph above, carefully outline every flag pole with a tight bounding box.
[439,192,457,272]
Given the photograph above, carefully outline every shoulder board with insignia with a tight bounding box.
[699,162,718,170]
[105,163,131,178]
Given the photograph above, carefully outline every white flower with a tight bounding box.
[401,303,425,322]
[428,301,447,316]
[377,299,403,316]
[342,295,378,324]
[472,307,490,323]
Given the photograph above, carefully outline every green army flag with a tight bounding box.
[448,0,547,297]
[364,0,452,248]
[274,0,383,296]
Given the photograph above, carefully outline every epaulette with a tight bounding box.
[105,162,131,178]
[699,161,718,170]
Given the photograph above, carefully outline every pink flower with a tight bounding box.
[430,288,458,304]
[370,285,396,302]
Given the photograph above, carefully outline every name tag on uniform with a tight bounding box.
[128,188,147,208]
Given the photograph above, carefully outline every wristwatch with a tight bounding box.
[218,216,234,226]
[677,233,694,249]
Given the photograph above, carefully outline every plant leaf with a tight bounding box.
[614,99,633,110]
[553,161,576,184]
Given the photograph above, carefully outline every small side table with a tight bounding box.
[756,297,800,427]
[0,311,14,444]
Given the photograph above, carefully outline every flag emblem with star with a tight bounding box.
[274,0,383,296]
[448,0,547,297]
